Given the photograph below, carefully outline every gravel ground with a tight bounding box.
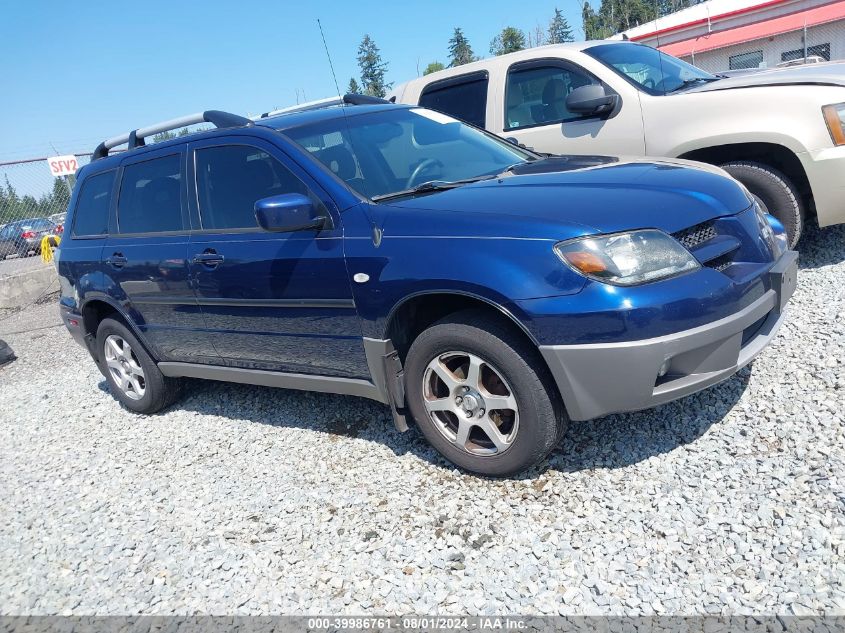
[0,224,843,616]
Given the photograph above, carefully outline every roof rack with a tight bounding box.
[92,110,253,161]
[257,93,392,119]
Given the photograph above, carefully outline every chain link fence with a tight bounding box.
[0,154,93,311]
[678,18,844,74]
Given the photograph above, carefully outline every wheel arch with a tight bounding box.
[677,142,812,212]
[383,290,539,362]
[80,296,158,362]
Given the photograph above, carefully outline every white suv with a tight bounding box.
[391,41,845,246]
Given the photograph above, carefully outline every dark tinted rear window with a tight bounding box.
[419,73,488,128]
[118,154,183,234]
[72,170,115,237]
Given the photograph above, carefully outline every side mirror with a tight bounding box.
[254,194,327,232]
[565,85,619,117]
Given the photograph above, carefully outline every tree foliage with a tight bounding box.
[490,27,526,56]
[423,61,445,75]
[357,34,391,98]
[448,27,476,66]
[347,77,361,94]
[0,174,73,224]
[548,8,574,44]
[582,0,699,39]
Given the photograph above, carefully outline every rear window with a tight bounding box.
[117,154,184,234]
[418,72,488,128]
[72,170,115,237]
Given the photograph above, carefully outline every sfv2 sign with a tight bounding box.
[47,155,78,177]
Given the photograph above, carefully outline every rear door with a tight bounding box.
[105,146,212,363]
[418,71,490,129]
[500,59,645,155]
[186,136,366,378]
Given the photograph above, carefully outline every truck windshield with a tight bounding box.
[284,108,534,201]
[585,43,719,96]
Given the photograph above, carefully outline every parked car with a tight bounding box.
[57,99,797,475]
[0,217,59,259]
[49,212,67,234]
[390,41,845,247]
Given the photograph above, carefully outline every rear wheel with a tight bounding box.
[719,161,804,247]
[96,318,181,414]
[404,310,566,476]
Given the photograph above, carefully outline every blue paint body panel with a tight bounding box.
[57,104,782,386]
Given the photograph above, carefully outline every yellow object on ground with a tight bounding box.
[40,235,61,263]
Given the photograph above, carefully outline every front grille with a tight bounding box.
[672,221,717,250]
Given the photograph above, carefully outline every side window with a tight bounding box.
[505,65,594,130]
[195,145,309,230]
[117,154,184,234]
[72,170,115,237]
[419,73,488,128]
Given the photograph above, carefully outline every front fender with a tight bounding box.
[345,234,587,338]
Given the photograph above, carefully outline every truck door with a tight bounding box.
[499,59,645,156]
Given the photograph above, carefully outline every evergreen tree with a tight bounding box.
[548,8,574,44]
[448,28,476,66]
[423,61,445,75]
[347,77,361,94]
[50,177,71,213]
[490,27,526,56]
[357,34,391,98]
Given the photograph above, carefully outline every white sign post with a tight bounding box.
[46,155,79,177]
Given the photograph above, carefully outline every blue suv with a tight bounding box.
[57,97,798,475]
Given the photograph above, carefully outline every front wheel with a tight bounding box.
[404,310,566,476]
[719,161,804,248]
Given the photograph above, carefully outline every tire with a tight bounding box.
[96,317,182,414]
[404,309,567,476]
[719,161,804,248]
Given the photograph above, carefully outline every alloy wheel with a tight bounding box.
[103,334,146,401]
[422,351,519,456]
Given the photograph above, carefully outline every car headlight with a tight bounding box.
[822,103,845,146]
[753,202,779,253]
[554,230,700,286]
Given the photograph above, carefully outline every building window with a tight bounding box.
[782,43,831,62]
[729,50,763,70]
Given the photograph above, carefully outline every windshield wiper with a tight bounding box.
[668,77,721,93]
[371,174,496,202]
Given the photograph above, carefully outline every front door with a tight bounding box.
[500,59,645,156]
[105,146,213,364]
[186,137,366,378]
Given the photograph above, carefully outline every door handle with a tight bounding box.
[192,250,225,267]
[106,253,127,268]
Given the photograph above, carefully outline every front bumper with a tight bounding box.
[539,250,798,421]
[800,145,845,227]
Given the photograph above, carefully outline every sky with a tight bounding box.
[0,0,584,163]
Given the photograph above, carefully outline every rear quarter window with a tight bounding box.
[71,170,116,237]
[418,72,489,128]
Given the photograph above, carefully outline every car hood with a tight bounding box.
[383,156,752,239]
[689,62,845,92]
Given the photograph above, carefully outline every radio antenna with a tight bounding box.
[317,19,343,100]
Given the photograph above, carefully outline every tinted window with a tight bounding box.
[195,145,308,230]
[419,74,488,127]
[72,170,115,237]
[505,65,594,129]
[117,154,183,234]
[729,50,763,70]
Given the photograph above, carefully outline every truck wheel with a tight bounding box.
[719,161,804,247]
[404,310,566,476]
[96,318,182,414]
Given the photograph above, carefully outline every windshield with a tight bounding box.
[284,108,534,200]
[585,43,718,96]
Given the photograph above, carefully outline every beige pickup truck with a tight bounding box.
[390,41,845,246]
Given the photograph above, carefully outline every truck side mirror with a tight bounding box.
[566,85,619,117]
